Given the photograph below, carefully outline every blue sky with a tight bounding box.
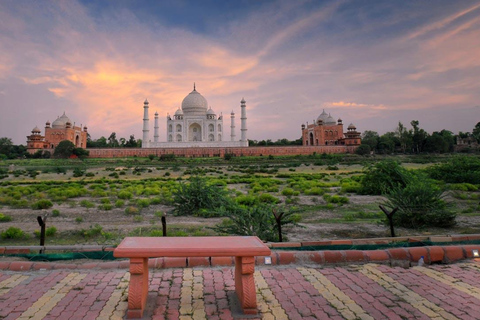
[1,0,479,144]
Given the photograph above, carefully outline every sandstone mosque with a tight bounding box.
[301,110,361,146]
[141,84,249,148]
[26,112,88,154]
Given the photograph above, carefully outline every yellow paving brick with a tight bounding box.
[299,267,374,320]
[359,264,459,320]
[97,272,129,320]
[19,272,86,319]
[414,266,480,300]
[254,271,288,319]
[0,274,29,296]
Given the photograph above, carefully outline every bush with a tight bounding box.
[212,204,300,242]
[51,209,60,217]
[0,213,12,222]
[426,156,480,184]
[383,178,456,228]
[281,188,295,196]
[1,227,25,239]
[258,193,280,204]
[172,177,231,216]
[79,200,95,208]
[125,206,140,215]
[46,226,57,237]
[99,203,113,210]
[82,224,103,238]
[75,217,83,223]
[118,191,133,200]
[360,160,412,195]
[355,144,371,155]
[31,199,53,210]
[115,200,125,208]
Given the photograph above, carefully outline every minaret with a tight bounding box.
[154,111,159,143]
[230,111,235,141]
[142,99,149,148]
[240,98,247,143]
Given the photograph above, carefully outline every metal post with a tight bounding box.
[379,205,398,237]
[161,215,167,237]
[36,214,48,254]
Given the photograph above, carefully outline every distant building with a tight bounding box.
[26,112,88,154]
[301,110,361,146]
[142,84,248,148]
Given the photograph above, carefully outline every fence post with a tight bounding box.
[379,205,398,237]
[36,214,48,254]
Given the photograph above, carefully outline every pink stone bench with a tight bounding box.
[114,236,271,318]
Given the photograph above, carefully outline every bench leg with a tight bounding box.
[235,256,257,314]
[127,258,149,318]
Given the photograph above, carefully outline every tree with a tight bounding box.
[355,144,371,155]
[73,147,89,159]
[395,122,412,153]
[411,120,427,153]
[0,137,13,156]
[360,160,412,195]
[377,132,397,154]
[125,135,138,148]
[472,122,480,143]
[53,140,75,158]
[424,132,449,153]
[361,131,379,151]
[107,132,119,147]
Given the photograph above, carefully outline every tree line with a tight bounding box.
[86,132,141,148]
[357,121,480,155]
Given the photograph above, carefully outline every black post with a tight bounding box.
[379,205,398,237]
[37,214,47,254]
[272,209,284,242]
[161,215,167,237]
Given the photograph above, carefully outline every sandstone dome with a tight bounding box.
[181,88,208,115]
[316,109,329,123]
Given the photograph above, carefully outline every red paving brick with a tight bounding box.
[0,260,479,319]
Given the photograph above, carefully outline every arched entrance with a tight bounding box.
[188,123,202,141]
[75,135,80,147]
[309,132,314,146]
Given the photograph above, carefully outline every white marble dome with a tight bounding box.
[206,107,215,115]
[326,114,336,124]
[174,108,183,115]
[52,112,71,128]
[181,88,208,115]
[316,109,329,123]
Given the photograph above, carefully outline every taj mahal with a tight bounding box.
[141,85,248,148]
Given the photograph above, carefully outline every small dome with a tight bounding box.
[207,107,215,115]
[174,108,183,116]
[181,86,208,115]
[32,126,41,133]
[316,109,329,123]
[241,98,246,104]
[348,123,356,130]
[326,114,336,124]
[155,111,158,116]
[144,99,149,105]
[52,112,71,128]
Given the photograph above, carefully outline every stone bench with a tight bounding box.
[113,236,271,318]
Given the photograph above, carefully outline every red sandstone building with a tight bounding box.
[301,110,361,146]
[26,112,88,154]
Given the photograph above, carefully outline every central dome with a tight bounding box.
[181,87,208,115]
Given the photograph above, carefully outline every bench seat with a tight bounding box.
[114,236,271,318]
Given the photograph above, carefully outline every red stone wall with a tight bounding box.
[87,145,359,158]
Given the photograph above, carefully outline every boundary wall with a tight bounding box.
[87,145,358,158]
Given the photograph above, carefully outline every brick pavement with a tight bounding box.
[0,261,479,319]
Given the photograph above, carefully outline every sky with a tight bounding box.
[1,0,479,145]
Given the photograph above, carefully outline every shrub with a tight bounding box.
[212,204,300,242]
[46,226,57,237]
[118,191,133,200]
[75,217,83,223]
[323,194,349,204]
[133,216,143,223]
[82,224,103,238]
[360,160,412,195]
[79,200,95,208]
[235,194,258,206]
[31,199,53,210]
[0,213,12,222]
[85,172,95,177]
[172,177,231,216]
[1,227,25,239]
[73,167,85,177]
[281,188,295,196]
[115,200,125,208]
[125,206,140,215]
[426,156,480,184]
[258,193,280,204]
[51,209,60,217]
[99,203,113,210]
[136,199,150,208]
[383,178,456,228]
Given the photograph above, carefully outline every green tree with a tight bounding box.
[383,177,455,228]
[361,131,379,151]
[395,122,412,153]
[411,120,427,153]
[360,160,412,195]
[108,132,119,147]
[53,140,75,158]
[73,147,90,159]
[355,144,371,155]
[0,137,13,157]
[377,132,397,154]
[172,177,231,216]
[472,122,480,143]
[125,135,138,148]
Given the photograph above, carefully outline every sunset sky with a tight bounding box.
[1,0,479,145]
